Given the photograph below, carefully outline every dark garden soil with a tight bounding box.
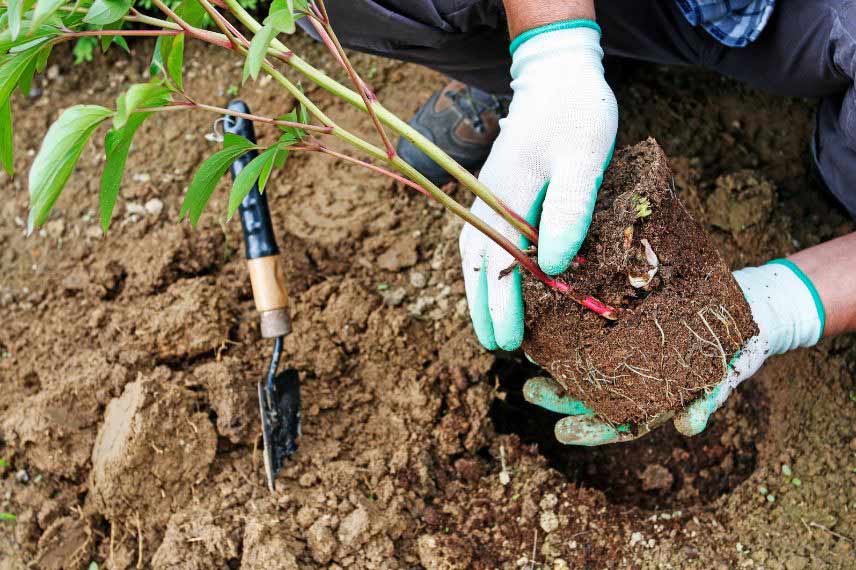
[523,139,757,425]
[1,39,854,569]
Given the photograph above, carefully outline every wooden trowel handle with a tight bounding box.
[225,100,292,339]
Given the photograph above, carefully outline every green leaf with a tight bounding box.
[73,36,96,64]
[273,146,289,169]
[0,47,39,106]
[84,0,131,26]
[7,0,23,41]
[167,34,185,88]
[35,42,51,72]
[1,28,57,56]
[114,82,170,130]
[243,22,275,83]
[99,111,150,232]
[0,512,17,522]
[180,134,255,227]
[150,36,164,76]
[173,0,207,28]
[1,98,13,176]
[99,20,125,53]
[112,35,129,54]
[266,2,294,34]
[226,145,277,220]
[0,458,8,468]
[28,104,113,232]
[298,101,309,125]
[258,148,277,190]
[16,51,37,96]
[151,0,207,84]
[29,0,67,33]
[88,563,99,570]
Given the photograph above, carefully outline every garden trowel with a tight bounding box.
[224,100,301,493]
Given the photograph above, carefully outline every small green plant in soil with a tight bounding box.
[0,0,618,320]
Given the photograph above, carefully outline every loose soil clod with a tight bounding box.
[523,139,758,425]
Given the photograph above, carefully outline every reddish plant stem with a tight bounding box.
[292,143,430,197]
[161,1,612,319]
[136,101,332,134]
[61,29,181,38]
[150,0,232,49]
[290,143,617,320]
[196,0,241,49]
[313,0,396,159]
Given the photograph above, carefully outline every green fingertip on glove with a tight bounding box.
[672,385,722,436]
[471,258,498,350]
[555,415,628,446]
[537,189,598,275]
[523,376,593,415]
[470,258,525,351]
[494,268,525,350]
[537,143,615,276]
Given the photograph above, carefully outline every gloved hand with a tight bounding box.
[523,259,826,445]
[460,21,618,351]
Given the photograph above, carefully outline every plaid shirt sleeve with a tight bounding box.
[675,0,776,47]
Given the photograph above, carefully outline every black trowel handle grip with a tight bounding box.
[225,100,291,339]
[225,100,278,260]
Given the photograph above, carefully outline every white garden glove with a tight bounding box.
[460,21,618,351]
[523,259,826,445]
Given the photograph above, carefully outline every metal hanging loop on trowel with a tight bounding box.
[224,100,301,493]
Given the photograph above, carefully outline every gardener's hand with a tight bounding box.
[460,20,618,351]
[523,260,826,445]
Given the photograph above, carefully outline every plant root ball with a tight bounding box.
[522,139,757,426]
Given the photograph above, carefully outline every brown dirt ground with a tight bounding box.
[1,37,854,570]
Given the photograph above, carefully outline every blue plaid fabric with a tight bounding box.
[675,0,776,47]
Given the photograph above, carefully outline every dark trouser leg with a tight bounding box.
[299,0,512,95]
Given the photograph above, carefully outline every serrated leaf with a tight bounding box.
[84,0,131,26]
[0,99,13,176]
[226,145,277,220]
[222,132,250,149]
[0,47,40,106]
[28,105,113,232]
[180,135,255,227]
[243,22,275,83]
[100,112,150,232]
[29,0,66,33]
[114,82,170,129]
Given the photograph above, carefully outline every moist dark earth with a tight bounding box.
[1,36,855,569]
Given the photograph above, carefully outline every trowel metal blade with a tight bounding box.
[258,368,301,493]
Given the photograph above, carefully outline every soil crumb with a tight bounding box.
[523,139,757,425]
